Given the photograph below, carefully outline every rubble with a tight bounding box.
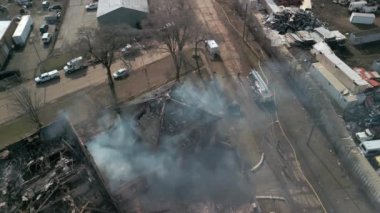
[266,9,322,34]
[0,119,118,213]
[86,84,254,212]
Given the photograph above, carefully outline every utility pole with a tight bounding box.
[242,2,249,41]
[306,122,315,147]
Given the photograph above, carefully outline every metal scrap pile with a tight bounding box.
[267,9,322,34]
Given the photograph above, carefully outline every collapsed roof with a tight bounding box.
[0,119,118,212]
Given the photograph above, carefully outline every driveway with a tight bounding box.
[54,0,97,51]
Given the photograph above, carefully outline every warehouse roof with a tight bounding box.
[0,21,11,40]
[313,42,368,87]
[97,0,149,17]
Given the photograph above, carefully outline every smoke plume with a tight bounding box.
[87,81,252,204]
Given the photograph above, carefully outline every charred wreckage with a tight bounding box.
[1,85,259,212]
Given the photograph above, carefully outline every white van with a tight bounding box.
[205,40,219,59]
[41,33,52,44]
[359,140,380,157]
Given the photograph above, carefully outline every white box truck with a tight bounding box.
[205,40,220,60]
[350,12,375,24]
[12,15,33,46]
[64,56,86,74]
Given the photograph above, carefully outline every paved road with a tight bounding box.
[0,49,169,124]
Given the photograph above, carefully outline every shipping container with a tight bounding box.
[350,12,375,25]
[12,15,33,46]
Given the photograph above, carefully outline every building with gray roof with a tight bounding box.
[97,0,149,27]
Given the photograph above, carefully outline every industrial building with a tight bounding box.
[0,20,16,68]
[309,62,357,109]
[97,0,149,27]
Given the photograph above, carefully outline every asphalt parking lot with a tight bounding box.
[54,0,97,51]
[6,1,60,79]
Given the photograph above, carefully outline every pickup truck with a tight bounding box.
[34,70,60,84]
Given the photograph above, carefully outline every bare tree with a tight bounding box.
[12,87,43,128]
[148,0,196,81]
[74,26,137,111]
[192,26,209,76]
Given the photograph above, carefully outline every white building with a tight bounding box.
[97,0,149,27]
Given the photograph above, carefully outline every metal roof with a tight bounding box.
[313,42,368,87]
[361,140,380,150]
[206,40,218,49]
[0,21,11,40]
[350,12,376,18]
[97,0,149,17]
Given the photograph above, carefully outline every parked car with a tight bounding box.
[41,33,52,44]
[40,23,49,34]
[0,70,21,80]
[42,1,50,9]
[34,70,60,84]
[48,4,62,11]
[85,2,98,11]
[113,68,130,80]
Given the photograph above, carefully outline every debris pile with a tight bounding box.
[0,120,118,212]
[266,9,322,34]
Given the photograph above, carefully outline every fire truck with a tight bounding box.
[248,69,273,103]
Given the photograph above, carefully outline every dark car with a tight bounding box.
[0,70,21,80]
[40,23,49,34]
[49,5,62,11]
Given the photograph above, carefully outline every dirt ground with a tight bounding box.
[311,0,380,69]
[206,0,378,212]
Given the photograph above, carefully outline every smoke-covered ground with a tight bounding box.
[87,80,253,208]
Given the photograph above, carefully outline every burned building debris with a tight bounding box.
[266,9,322,34]
[0,119,118,213]
[87,85,255,212]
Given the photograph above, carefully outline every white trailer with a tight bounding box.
[348,1,378,13]
[12,15,33,46]
[350,12,375,24]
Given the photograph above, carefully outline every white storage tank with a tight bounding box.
[350,12,375,25]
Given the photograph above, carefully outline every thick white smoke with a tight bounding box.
[87,81,252,203]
